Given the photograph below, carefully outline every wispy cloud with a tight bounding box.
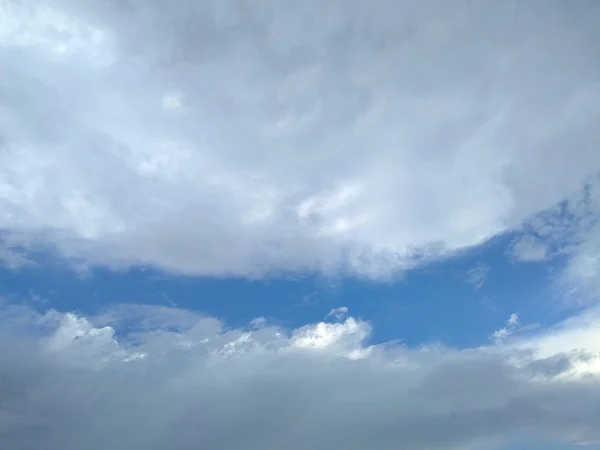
[509,235,549,262]
[491,312,520,343]
[465,262,490,290]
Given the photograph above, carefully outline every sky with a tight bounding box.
[1,1,600,449]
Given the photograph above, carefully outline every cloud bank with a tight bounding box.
[1,0,599,277]
[0,302,599,450]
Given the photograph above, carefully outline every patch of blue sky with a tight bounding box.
[0,230,577,349]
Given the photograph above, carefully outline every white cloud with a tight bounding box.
[512,181,600,304]
[509,308,600,378]
[491,313,519,344]
[465,262,489,290]
[291,316,370,359]
[0,243,34,270]
[161,90,186,114]
[0,303,599,449]
[249,316,267,329]
[0,1,599,278]
[326,306,349,321]
[557,203,600,305]
[509,235,549,262]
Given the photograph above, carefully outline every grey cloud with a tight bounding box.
[523,352,592,379]
[0,305,599,450]
[1,0,600,277]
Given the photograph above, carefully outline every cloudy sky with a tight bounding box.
[1,0,600,449]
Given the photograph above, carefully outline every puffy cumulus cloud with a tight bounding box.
[1,0,600,278]
[1,303,600,450]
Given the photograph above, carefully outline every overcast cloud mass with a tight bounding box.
[1,0,599,277]
[1,0,600,449]
[0,303,599,450]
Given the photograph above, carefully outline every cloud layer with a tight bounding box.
[1,302,599,450]
[1,0,599,277]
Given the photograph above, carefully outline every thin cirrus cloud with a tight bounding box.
[0,302,599,450]
[0,0,599,278]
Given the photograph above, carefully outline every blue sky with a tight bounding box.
[1,1,600,449]
[1,230,571,348]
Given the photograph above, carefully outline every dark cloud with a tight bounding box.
[0,305,599,449]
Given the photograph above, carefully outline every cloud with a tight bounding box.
[1,0,599,278]
[465,262,490,290]
[161,90,186,114]
[509,181,600,304]
[0,245,34,270]
[491,313,519,343]
[0,303,599,450]
[326,305,349,320]
[556,195,600,304]
[562,248,600,305]
[509,235,549,262]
